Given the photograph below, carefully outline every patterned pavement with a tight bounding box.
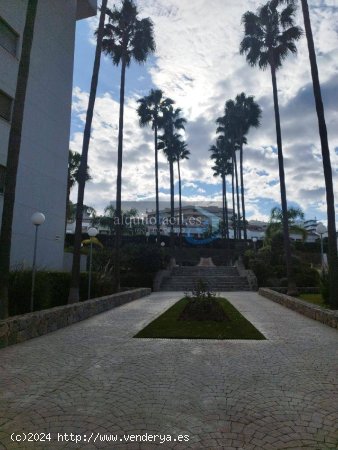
[0,291,337,450]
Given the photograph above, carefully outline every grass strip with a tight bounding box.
[135,297,265,340]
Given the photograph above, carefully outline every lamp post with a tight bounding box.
[87,227,98,299]
[30,212,45,312]
[316,223,327,270]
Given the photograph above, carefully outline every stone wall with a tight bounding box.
[235,258,258,291]
[0,288,151,349]
[259,288,338,330]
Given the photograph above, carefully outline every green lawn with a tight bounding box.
[298,293,327,308]
[134,297,265,340]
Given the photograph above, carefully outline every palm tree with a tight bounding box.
[137,90,174,244]
[92,204,138,236]
[101,0,155,290]
[158,106,186,247]
[216,103,240,239]
[240,0,302,293]
[66,150,91,226]
[210,137,232,241]
[265,206,307,243]
[234,93,262,241]
[0,0,38,319]
[298,0,338,308]
[173,135,190,246]
[68,0,108,304]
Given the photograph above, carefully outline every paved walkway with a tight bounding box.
[0,292,337,450]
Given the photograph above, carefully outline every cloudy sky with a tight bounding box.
[70,0,338,224]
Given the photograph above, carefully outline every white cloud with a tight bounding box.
[71,0,338,223]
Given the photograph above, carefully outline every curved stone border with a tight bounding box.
[0,288,151,349]
[259,288,338,330]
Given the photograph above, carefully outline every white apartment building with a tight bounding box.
[0,0,97,269]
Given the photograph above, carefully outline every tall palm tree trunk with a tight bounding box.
[234,149,241,240]
[224,175,229,240]
[65,180,71,233]
[68,0,107,303]
[177,159,183,248]
[169,158,175,248]
[240,141,247,241]
[231,154,237,241]
[270,61,294,293]
[221,175,226,241]
[114,56,127,291]
[154,122,160,244]
[0,0,38,319]
[301,0,338,307]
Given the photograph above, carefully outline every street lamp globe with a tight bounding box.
[31,212,45,226]
[88,227,98,237]
[316,223,327,235]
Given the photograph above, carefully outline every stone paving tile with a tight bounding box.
[0,291,337,449]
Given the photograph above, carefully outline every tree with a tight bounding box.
[210,137,232,241]
[101,0,155,290]
[158,106,186,247]
[173,135,190,246]
[137,90,174,244]
[68,0,108,303]
[92,204,141,236]
[265,206,307,243]
[216,103,240,239]
[0,0,38,319]
[240,0,302,293]
[66,150,91,224]
[233,93,262,241]
[298,0,338,308]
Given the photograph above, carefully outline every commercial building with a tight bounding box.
[0,0,97,269]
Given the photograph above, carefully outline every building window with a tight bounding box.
[0,165,6,194]
[0,17,18,56]
[0,90,13,121]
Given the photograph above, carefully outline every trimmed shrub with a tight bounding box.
[8,270,114,317]
[320,270,330,304]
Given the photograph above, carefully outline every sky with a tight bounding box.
[69,0,338,224]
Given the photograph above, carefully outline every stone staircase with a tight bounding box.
[160,265,252,292]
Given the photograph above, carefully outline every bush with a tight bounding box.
[293,266,320,287]
[120,272,154,289]
[121,243,163,273]
[9,271,52,316]
[8,270,115,317]
[320,270,330,304]
[249,260,272,287]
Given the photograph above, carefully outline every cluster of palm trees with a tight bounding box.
[0,0,337,319]
[240,0,337,306]
[210,93,261,242]
[137,90,189,247]
[69,0,156,298]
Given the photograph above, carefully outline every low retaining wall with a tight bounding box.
[259,288,338,330]
[0,288,151,349]
[269,287,320,294]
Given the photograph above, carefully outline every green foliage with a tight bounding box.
[182,279,220,321]
[186,278,216,301]
[294,266,319,288]
[121,243,163,273]
[8,270,114,316]
[319,270,330,304]
[249,259,272,286]
[91,244,163,289]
